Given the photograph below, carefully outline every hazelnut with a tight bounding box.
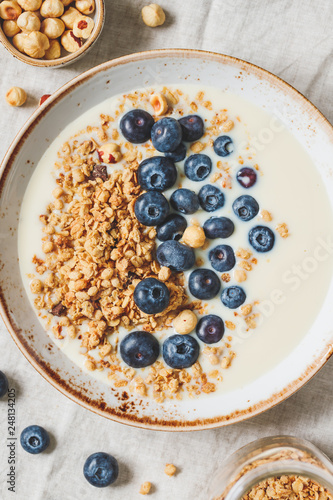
[45,38,61,58]
[60,29,81,52]
[173,310,197,335]
[97,143,122,163]
[75,0,95,15]
[72,15,93,38]
[5,86,27,106]
[61,0,73,5]
[150,92,168,116]
[2,19,21,37]
[12,31,28,51]
[17,11,41,32]
[17,0,42,10]
[141,3,165,27]
[24,30,50,58]
[40,0,64,18]
[182,226,206,248]
[0,1,22,20]
[41,17,65,38]
[60,6,80,28]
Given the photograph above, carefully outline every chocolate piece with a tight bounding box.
[51,302,67,317]
[89,164,108,182]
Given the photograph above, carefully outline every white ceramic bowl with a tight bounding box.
[1,49,333,430]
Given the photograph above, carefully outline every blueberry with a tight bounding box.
[170,188,199,214]
[221,286,246,309]
[151,117,182,153]
[120,331,160,368]
[188,268,221,300]
[184,154,212,182]
[232,195,259,221]
[83,452,119,488]
[249,225,275,252]
[196,315,225,344]
[213,135,233,157]
[165,142,187,162]
[178,115,204,142]
[198,184,225,212]
[133,277,169,314]
[203,217,234,239]
[134,191,169,226]
[156,214,187,242]
[138,156,177,192]
[237,167,257,188]
[163,334,200,369]
[20,425,50,454]
[0,371,8,398]
[156,240,195,271]
[120,109,154,144]
[209,244,235,272]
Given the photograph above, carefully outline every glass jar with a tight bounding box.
[208,436,333,500]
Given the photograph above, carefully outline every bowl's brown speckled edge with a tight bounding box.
[0,0,105,68]
[1,49,333,431]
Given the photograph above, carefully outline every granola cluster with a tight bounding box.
[242,476,333,500]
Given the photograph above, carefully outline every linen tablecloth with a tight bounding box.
[1,1,333,498]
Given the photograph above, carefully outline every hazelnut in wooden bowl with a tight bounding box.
[0,0,104,67]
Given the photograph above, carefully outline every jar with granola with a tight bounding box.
[208,436,333,500]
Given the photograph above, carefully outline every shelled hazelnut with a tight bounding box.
[2,19,21,36]
[41,17,64,37]
[17,0,42,10]
[6,86,27,106]
[60,29,81,51]
[75,0,95,15]
[17,11,41,31]
[24,30,49,57]
[141,4,165,27]
[60,6,81,28]
[40,0,64,18]
[0,1,22,20]
[44,38,61,58]
[72,15,93,38]
[12,31,28,51]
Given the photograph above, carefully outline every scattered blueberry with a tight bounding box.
[134,191,169,226]
[120,330,160,368]
[133,277,170,314]
[232,195,259,221]
[209,244,235,272]
[184,154,212,182]
[156,213,187,242]
[83,452,119,488]
[137,156,177,192]
[119,109,154,144]
[203,217,234,239]
[196,315,225,344]
[249,225,275,252]
[20,425,50,454]
[213,135,233,157]
[165,142,187,162]
[178,115,204,142]
[188,268,221,300]
[221,286,246,309]
[0,371,8,398]
[170,188,199,214]
[163,334,200,369]
[237,167,257,188]
[151,117,182,153]
[156,240,195,271]
[198,184,225,212]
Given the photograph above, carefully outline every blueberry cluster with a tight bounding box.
[117,108,276,370]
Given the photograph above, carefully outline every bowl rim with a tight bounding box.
[1,48,333,431]
[0,0,105,68]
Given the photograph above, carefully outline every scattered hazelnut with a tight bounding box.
[139,482,152,495]
[164,463,177,477]
[60,29,81,51]
[97,143,122,163]
[40,0,64,18]
[17,0,42,10]
[41,17,65,37]
[5,86,27,106]
[24,30,50,57]
[75,0,95,15]
[72,15,94,38]
[141,3,165,27]
[44,37,61,58]
[182,225,205,248]
[60,6,80,28]
[12,31,28,51]
[39,93,51,105]
[173,310,197,335]
[2,19,21,36]
[17,11,41,32]
[0,1,22,20]
[150,92,168,116]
